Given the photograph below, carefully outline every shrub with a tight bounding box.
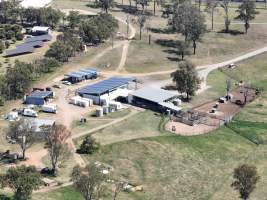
[77,135,99,154]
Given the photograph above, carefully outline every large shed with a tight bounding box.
[25,91,53,106]
[78,77,135,104]
[128,87,181,113]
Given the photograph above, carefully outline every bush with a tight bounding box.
[16,33,24,41]
[5,41,10,49]
[77,135,99,154]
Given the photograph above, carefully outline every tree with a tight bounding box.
[98,0,114,13]
[45,124,71,175]
[72,164,106,200]
[67,11,81,29]
[231,164,260,200]
[5,61,33,99]
[171,61,200,100]
[134,12,148,40]
[172,2,206,54]
[0,165,42,200]
[77,135,99,154]
[45,41,72,62]
[177,40,190,60]
[226,78,231,98]
[219,0,231,33]
[7,119,36,160]
[206,0,219,30]
[79,13,118,44]
[235,0,259,34]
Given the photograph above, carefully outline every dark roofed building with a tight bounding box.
[25,90,54,106]
[65,68,98,83]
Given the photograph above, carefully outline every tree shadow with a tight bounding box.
[85,3,100,9]
[149,27,175,34]
[155,39,190,62]
[218,29,244,35]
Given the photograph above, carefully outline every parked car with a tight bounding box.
[52,84,61,89]
[235,100,243,105]
[62,81,71,85]
[23,108,38,117]
[228,63,236,69]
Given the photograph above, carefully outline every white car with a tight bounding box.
[228,63,236,69]
[62,81,71,85]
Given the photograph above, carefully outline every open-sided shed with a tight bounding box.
[25,91,53,106]
[65,68,98,83]
[128,87,180,113]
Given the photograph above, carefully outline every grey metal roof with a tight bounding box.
[28,91,53,99]
[5,46,34,56]
[65,68,97,78]
[78,77,135,95]
[25,34,52,43]
[130,87,177,103]
[17,41,44,48]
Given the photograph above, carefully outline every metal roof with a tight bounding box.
[5,46,34,56]
[28,91,53,99]
[65,69,97,78]
[78,77,135,95]
[25,34,52,43]
[130,87,177,103]
[32,26,50,32]
[79,69,97,74]
[17,41,44,48]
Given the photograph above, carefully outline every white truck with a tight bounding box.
[23,108,38,117]
[42,104,57,114]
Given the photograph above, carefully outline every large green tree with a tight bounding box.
[98,0,114,13]
[67,11,81,29]
[5,61,33,99]
[235,0,259,33]
[171,60,200,100]
[45,41,72,62]
[0,165,42,200]
[231,164,260,200]
[172,2,206,54]
[219,0,231,33]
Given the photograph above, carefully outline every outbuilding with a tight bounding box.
[25,90,54,106]
[78,77,135,105]
[65,69,97,84]
[31,26,51,35]
[128,87,181,113]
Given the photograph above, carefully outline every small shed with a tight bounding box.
[25,91,53,106]
[65,68,98,84]
[31,26,51,35]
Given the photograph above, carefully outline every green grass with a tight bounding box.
[33,186,83,200]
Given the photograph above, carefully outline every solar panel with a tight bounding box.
[17,41,44,48]
[25,34,52,43]
[65,72,84,78]
[29,91,53,98]
[78,77,135,95]
[5,46,34,57]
